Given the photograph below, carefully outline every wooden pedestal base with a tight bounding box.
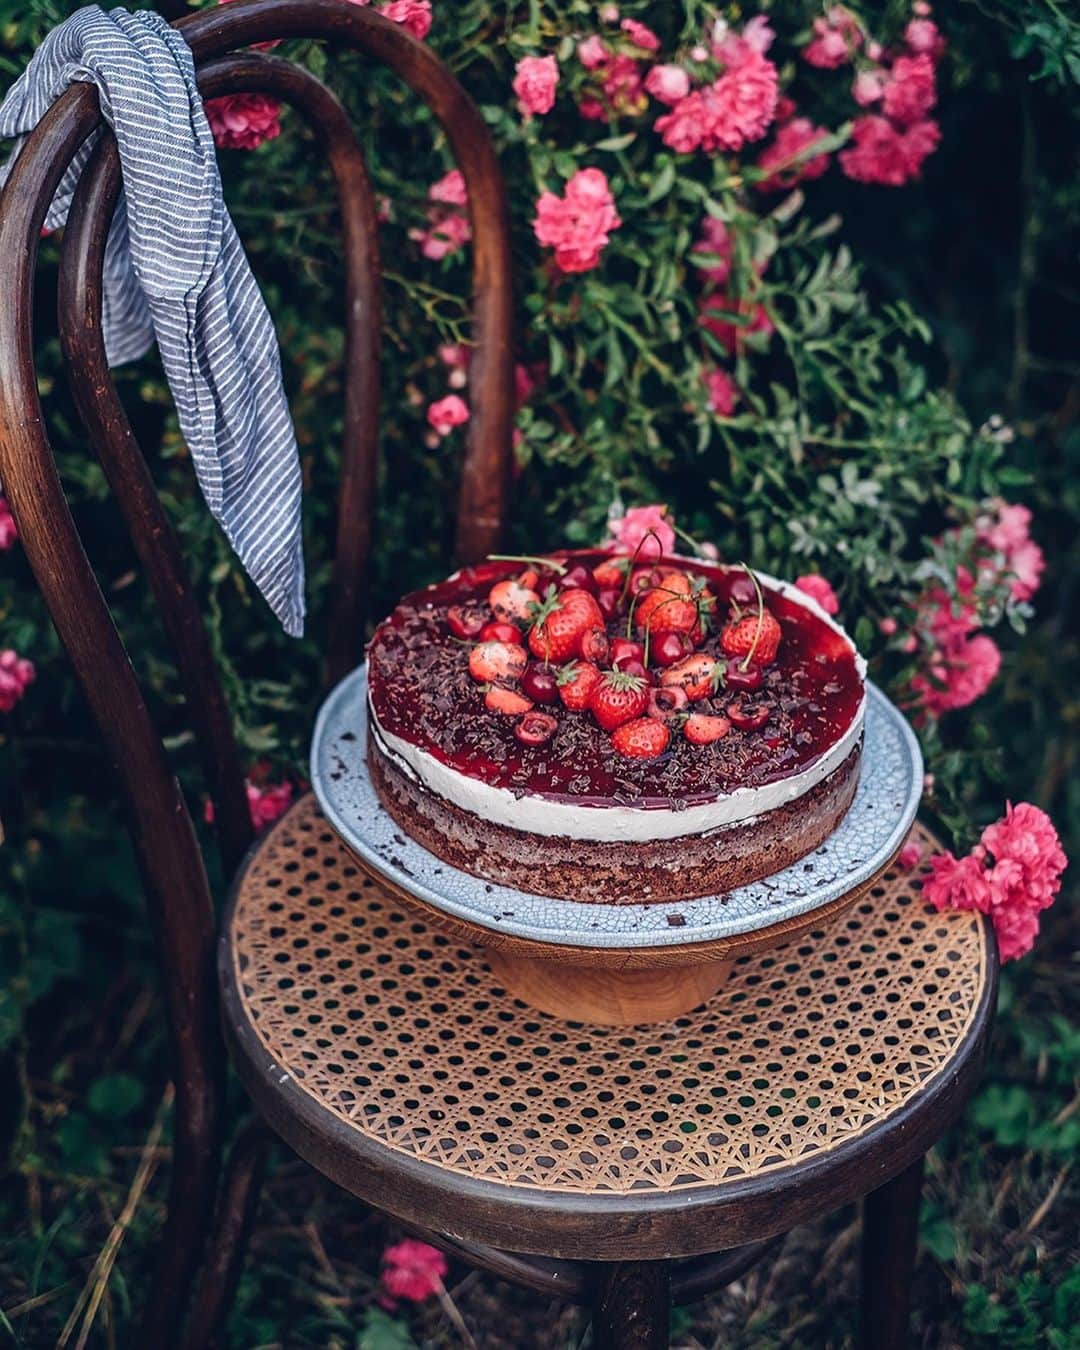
[485,950,734,1026]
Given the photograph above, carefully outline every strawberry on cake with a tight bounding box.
[365,549,866,904]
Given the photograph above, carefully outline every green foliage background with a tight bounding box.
[0,1,1076,1345]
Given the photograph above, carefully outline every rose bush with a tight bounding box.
[0,1,1076,1340]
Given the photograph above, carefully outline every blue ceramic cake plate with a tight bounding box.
[311,667,921,951]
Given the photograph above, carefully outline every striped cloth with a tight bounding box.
[0,6,305,636]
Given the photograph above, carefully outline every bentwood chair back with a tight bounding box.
[0,2,512,1342]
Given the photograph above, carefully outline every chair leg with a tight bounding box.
[861,1154,925,1350]
[591,1261,670,1350]
[180,1122,272,1350]
[139,1081,222,1350]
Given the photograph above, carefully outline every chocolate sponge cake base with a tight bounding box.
[368,737,862,905]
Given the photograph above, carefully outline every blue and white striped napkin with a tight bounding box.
[0,5,306,636]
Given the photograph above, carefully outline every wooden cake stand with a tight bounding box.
[311,671,922,1026]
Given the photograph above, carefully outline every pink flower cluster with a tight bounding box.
[412,169,471,261]
[923,802,1066,962]
[0,650,35,713]
[755,110,831,193]
[0,494,17,550]
[976,500,1045,602]
[533,167,621,273]
[380,1239,448,1304]
[247,779,294,829]
[806,3,946,187]
[794,573,840,615]
[514,55,559,118]
[654,33,779,156]
[427,394,469,437]
[909,576,1002,717]
[904,498,1043,717]
[378,0,432,40]
[205,94,282,151]
[605,504,676,558]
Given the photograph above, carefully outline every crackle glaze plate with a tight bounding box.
[310,667,922,950]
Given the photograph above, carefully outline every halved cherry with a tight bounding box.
[578,627,610,665]
[629,566,662,596]
[520,664,559,705]
[728,698,770,731]
[726,662,763,692]
[447,604,487,639]
[652,631,694,668]
[514,711,559,747]
[479,620,523,645]
[611,637,645,669]
[647,685,688,721]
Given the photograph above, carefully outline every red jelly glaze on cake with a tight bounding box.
[366,551,863,810]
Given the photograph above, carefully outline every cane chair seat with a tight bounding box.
[220,792,995,1260]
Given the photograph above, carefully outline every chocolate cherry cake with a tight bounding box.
[365,550,865,904]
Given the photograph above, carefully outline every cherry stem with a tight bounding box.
[487,553,567,575]
[617,528,664,609]
[738,562,765,672]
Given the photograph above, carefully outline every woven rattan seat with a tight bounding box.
[221,792,994,1259]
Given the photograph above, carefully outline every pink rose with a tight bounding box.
[852,69,885,106]
[803,26,850,69]
[380,1240,448,1304]
[513,54,559,118]
[840,115,940,185]
[247,780,294,830]
[429,169,468,206]
[742,15,776,54]
[882,53,937,127]
[533,167,621,273]
[923,802,1066,963]
[705,367,739,416]
[0,649,34,713]
[755,116,831,192]
[620,18,660,52]
[601,53,647,117]
[606,505,676,559]
[794,573,840,615]
[694,215,733,285]
[205,93,282,150]
[700,292,774,355]
[378,0,432,39]
[912,633,1001,715]
[644,64,691,106]
[977,501,1045,602]
[427,395,470,436]
[413,212,471,261]
[922,850,993,913]
[898,839,924,870]
[578,35,609,71]
[656,48,778,154]
[905,17,946,60]
[0,495,17,550]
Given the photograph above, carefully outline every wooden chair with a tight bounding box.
[0,2,997,1346]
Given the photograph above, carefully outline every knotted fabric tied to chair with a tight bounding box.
[0,4,306,636]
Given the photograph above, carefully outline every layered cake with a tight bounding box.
[365,550,865,903]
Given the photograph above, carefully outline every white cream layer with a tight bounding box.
[368,572,867,844]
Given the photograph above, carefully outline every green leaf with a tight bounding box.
[88,1073,145,1121]
[644,159,676,205]
[357,1307,419,1350]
